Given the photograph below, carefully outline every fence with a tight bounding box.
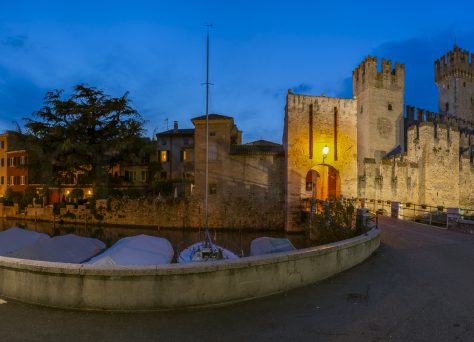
[301,197,474,229]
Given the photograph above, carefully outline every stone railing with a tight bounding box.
[0,227,380,311]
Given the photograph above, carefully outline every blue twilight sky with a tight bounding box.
[0,0,474,143]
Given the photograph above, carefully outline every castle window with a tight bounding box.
[445,102,449,112]
[388,104,393,111]
[209,143,217,160]
[360,106,363,114]
[463,82,466,87]
[209,183,217,195]
[209,132,216,137]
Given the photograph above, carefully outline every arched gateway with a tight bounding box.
[305,165,341,201]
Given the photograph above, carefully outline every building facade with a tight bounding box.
[156,121,195,181]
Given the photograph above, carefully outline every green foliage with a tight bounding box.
[23,85,145,188]
[307,200,360,245]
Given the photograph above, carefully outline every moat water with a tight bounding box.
[0,218,308,258]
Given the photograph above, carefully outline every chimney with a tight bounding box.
[173,121,178,130]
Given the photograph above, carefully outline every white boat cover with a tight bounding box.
[250,237,296,256]
[178,241,239,263]
[0,227,50,256]
[8,234,105,263]
[85,234,174,266]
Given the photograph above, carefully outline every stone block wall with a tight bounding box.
[285,93,358,231]
[359,122,474,209]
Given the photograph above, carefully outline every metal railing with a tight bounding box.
[301,197,474,229]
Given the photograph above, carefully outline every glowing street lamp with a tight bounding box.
[322,145,329,164]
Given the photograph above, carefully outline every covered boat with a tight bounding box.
[178,240,239,263]
[85,234,174,266]
[0,227,50,256]
[7,234,105,263]
[250,237,296,256]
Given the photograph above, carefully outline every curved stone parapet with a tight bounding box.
[0,228,380,311]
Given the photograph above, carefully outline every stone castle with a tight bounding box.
[285,45,474,230]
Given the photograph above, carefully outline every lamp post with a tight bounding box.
[322,145,329,164]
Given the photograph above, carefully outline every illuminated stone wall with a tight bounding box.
[359,123,474,209]
[284,92,358,231]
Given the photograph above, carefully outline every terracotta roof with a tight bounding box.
[191,114,233,121]
[156,128,194,137]
[230,140,284,155]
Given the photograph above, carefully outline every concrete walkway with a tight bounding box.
[2,217,474,341]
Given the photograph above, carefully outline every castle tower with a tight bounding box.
[352,57,405,173]
[435,46,474,123]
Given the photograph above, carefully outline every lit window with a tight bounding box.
[20,176,25,185]
[160,150,168,162]
[181,150,188,161]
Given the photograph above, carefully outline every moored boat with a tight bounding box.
[85,234,174,266]
[250,237,296,256]
[0,227,50,256]
[7,234,105,263]
[178,240,239,263]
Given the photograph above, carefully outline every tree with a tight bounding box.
[23,85,145,193]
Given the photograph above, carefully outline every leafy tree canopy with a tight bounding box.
[23,85,145,188]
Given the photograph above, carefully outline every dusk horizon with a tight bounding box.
[1,1,474,143]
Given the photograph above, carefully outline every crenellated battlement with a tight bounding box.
[405,105,474,132]
[353,56,405,93]
[435,46,474,83]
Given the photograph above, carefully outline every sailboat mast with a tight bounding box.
[204,25,211,231]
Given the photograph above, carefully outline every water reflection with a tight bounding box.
[0,219,309,258]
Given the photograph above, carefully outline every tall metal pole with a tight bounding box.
[204,25,211,232]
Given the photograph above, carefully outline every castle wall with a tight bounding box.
[285,93,358,231]
[359,120,474,209]
[459,156,474,208]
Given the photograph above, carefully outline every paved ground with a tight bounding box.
[2,217,474,342]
